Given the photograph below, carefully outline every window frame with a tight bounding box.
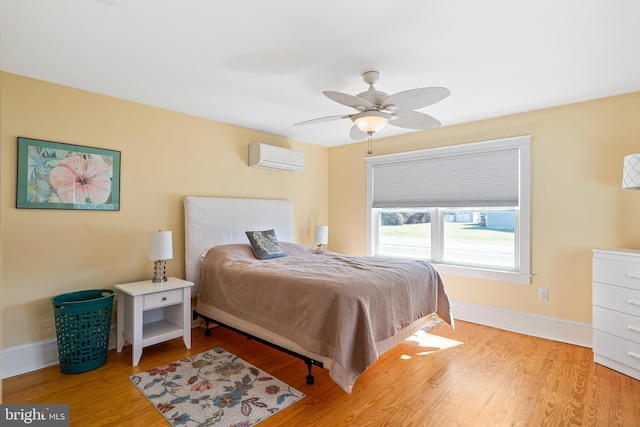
[365,135,532,285]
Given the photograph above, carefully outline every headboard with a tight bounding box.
[184,196,293,288]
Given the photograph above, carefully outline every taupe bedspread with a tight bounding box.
[199,242,453,393]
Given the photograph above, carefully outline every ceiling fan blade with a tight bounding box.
[390,110,441,130]
[384,87,450,111]
[324,91,372,110]
[293,114,351,126]
[350,125,368,141]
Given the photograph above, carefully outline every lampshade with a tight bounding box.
[353,112,389,134]
[623,154,640,190]
[314,225,329,245]
[149,231,173,260]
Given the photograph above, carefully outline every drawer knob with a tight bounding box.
[162,296,167,301]
[629,351,640,360]
[628,325,640,333]
[625,273,640,280]
[627,299,640,307]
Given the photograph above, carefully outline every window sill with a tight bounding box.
[432,263,532,285]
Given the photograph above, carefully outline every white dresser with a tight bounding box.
[592,249,640,380]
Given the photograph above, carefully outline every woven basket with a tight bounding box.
[51,289,114,374]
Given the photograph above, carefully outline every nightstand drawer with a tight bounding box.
[593,282,640,316]
[593,305,640,344]
[593,329,640,372]
[593,258,640,289]
[143,289,182,309]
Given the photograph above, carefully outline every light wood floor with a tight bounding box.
[3,320,639,426]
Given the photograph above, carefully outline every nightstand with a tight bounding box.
[115,277,194,366]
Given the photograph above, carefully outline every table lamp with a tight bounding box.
[314,225,328,251]
[149,230,173,283]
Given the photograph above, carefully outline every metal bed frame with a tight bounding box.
[193,309,323,385]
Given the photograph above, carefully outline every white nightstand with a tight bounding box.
[115,277,194,366]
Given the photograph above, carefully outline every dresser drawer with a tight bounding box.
[593,282,640,317]
[143,289,182,310]
[593,258,640,289]
[593,305,640,344]
[593,329,640,372]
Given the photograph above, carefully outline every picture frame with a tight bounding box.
[16,137,121,211]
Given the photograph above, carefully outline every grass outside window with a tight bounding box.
[380,221,515,269]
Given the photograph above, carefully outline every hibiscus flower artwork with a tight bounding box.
[16,137,121,210]
[49,155,112,204]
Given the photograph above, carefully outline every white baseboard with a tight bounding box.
[450,300,592,348]
[1,327,119,380]
[2,337,60,379]
[2,303,592,379]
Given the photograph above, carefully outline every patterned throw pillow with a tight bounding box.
[245,229,287,260]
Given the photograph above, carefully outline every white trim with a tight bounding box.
[3,302,591,378]
[1,338,60,379]
[435,264,531,285]
[365,135,532,165]
[451,300,592,348]
[1,327,120,379]
[518,143,532,275]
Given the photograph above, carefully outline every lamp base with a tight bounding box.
[316,244,325,253]
[152,260,167,283]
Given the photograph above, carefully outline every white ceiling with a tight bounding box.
[2,0,639,147]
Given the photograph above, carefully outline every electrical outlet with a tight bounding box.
[538,288,549,301]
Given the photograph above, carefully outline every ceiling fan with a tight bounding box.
[294,71,450,145]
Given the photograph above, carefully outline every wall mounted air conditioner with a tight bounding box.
[248,142,304,172]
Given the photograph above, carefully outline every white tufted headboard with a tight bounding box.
[184,196,293,289]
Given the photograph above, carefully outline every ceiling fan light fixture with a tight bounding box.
[295,71,449,142]
[353,111,389,134]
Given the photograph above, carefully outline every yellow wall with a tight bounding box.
[0,72,329,349]
[329,92,640,324]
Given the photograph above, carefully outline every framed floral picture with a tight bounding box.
[16,137,121,210]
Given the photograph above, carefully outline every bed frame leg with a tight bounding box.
[194,311,214,337]
[203,319,213,336]
[305,360,315,384]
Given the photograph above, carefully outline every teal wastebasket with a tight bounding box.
[51,289,114,374]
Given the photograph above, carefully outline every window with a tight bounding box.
[366,136,531,284]
[378,207,516,268]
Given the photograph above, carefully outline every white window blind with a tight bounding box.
[371,147,520,208]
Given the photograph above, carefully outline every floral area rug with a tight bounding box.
[130,347,305,426]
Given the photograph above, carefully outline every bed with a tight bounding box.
[185,196,453,393]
